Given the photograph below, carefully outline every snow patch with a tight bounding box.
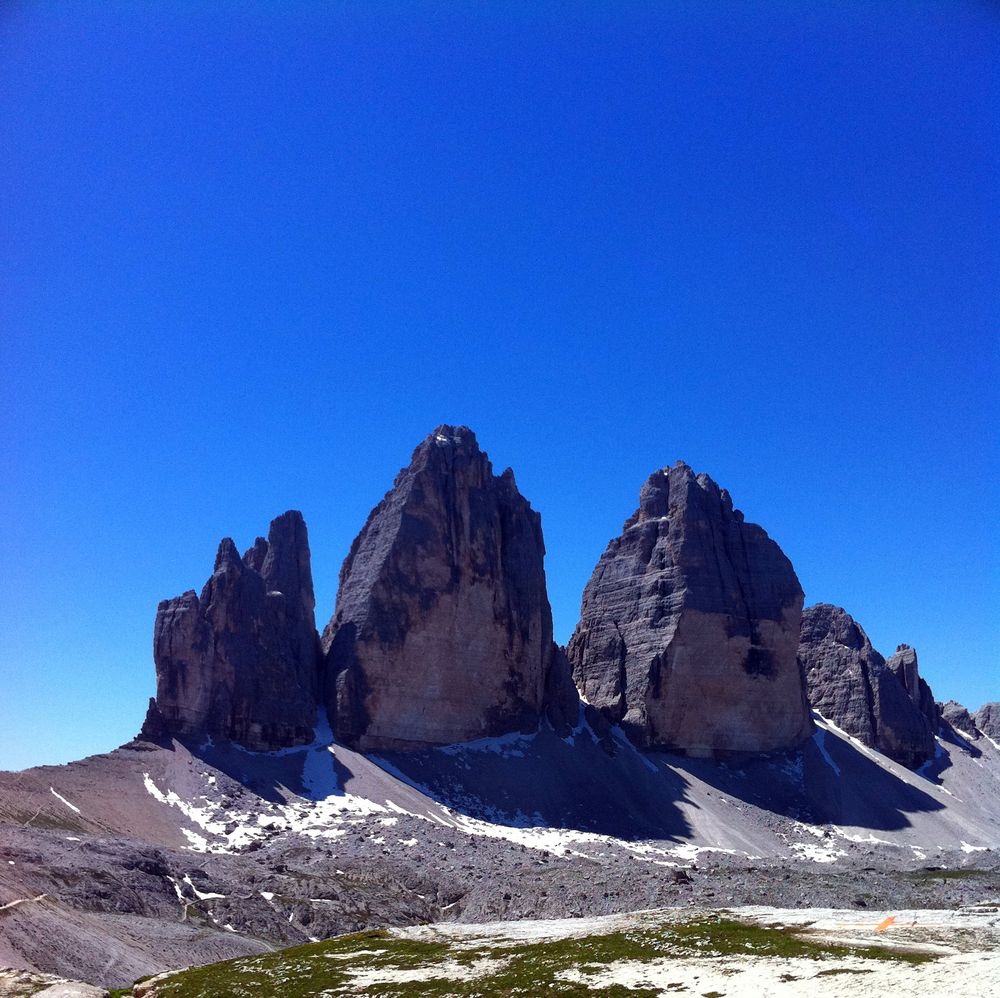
[49,787,81,813]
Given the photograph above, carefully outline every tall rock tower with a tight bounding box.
[567,462,813,755]
[322,426,555,750]
[141,510,320,751]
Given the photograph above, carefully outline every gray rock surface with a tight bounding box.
[940,700,979,739]
[799,605,936,768]
[886,644,941,733]
[975,703,1000,741]
[141,511,319,751]
[322,426,555,751]
[567,462,813,755]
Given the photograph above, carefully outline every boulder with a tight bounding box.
[140,510,319,750]
[322,426,556,750]
[567,462,813,756]
[799,604,936,768]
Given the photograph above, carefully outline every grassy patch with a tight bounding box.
[904,868,984,882]
[134,916,934,997]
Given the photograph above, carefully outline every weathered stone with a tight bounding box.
[141,510,319,750]
[322,426,555,751]
[885,644,941,733]
[940,700,979,739]
[567,462,813,756]
[544,645,582,739]
[799,604,936,768]
[975,702,1000,741]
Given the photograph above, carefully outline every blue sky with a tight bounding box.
[2,2,997,770]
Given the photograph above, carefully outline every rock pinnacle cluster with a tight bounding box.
[140,425,989,768]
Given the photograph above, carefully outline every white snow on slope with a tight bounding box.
[49,787,81,813]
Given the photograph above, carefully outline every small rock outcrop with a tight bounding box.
[885,643,941,733]
[322,426,557,751]
[799,604,936,767]
[975,703,1000,741]
[940,700,979,738]
[567,462,813,756]
[141,510,320,750]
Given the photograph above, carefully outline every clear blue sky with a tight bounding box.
[2,2,997,771]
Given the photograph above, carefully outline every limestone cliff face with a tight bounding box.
[567,463,813,756]
[141,511,320,751]
[798,604,936,768]
[322,426,555,751]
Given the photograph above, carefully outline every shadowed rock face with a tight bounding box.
[322,426,554,751]
[567,462,813,756]
[799,605,935,768]
[886,643,941,733]
[141,510,319,751]
[975,703,1000,741]
[941,700,979,738]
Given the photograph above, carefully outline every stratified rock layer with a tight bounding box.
[567,462,813,756]
[799,604,936,768]
[322,426,554,751]
[141,510,319,750]
[975,703,1000,741]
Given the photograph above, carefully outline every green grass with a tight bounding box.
[126,916,935,997]
[904,868,984,882]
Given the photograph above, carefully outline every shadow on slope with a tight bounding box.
[656,719,947,833]
[366,717,695,842]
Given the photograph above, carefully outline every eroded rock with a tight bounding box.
[975,703,1000,741]
[940,700,979,738]
[140,510,319,750]
[322,426,556,750]
[567,462,813,755]
[799,605,936,768]
[886,643,941,733]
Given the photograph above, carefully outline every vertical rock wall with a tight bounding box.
[567,463,813,755]
[322,426,555,751]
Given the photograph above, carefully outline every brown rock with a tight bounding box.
[322,426,555,751]
[567,462,813,756]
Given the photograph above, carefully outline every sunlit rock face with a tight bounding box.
[141,510,320,751]
[567,462,813,756]
[322,426,554,751]
[799,604,935,768]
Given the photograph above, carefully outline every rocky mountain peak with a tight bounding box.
[322,427,557,751]
[568,463,812,756]
[798,604,936,768]
[885,642,940,733]
[141,510,320,751]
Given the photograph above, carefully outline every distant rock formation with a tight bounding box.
[940,700,979,739]
[799,605,935,768]
[141,511,320,751]
[567,462,813,756]
[886,644,941,733]
[322,426,558,751]
[975,703,1000,741]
